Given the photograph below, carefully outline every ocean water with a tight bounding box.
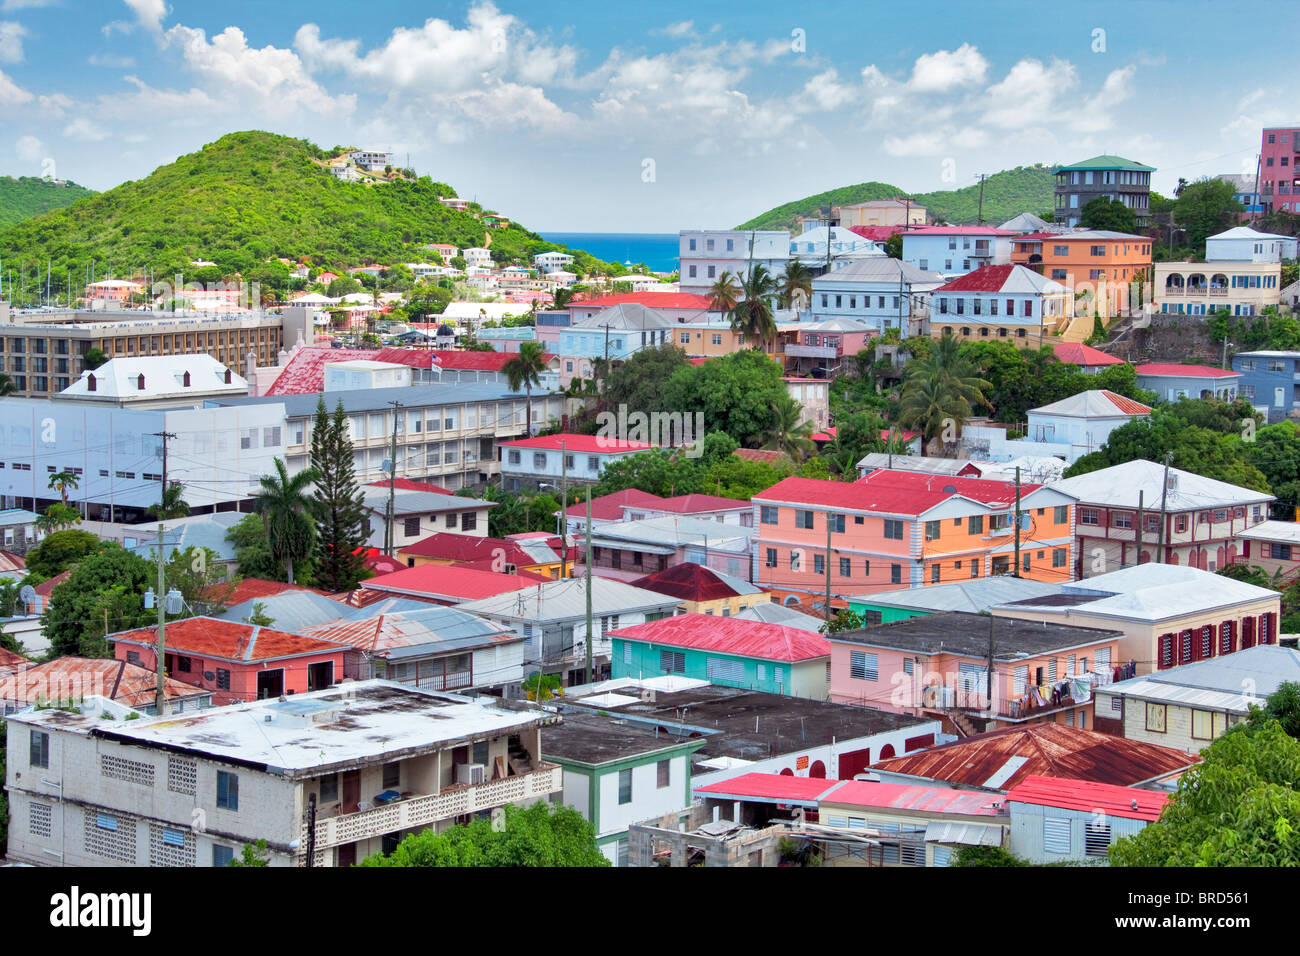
[539,232,679,274]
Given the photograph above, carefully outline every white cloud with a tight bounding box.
[1,0,56,9]
[63,116,108,140]
[802,69,855,111]
[883,131,947,157]
[124,0,166,33]
[983,57,1078,128]
[37,91,72,115]
[0,20,25,63]
[908,43,988,92]
[88,53,136,67]
[1068,65,1137,133]
[15,132,41,161]
[0,66,30,104]
[655,21,694,38]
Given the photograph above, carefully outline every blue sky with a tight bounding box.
[0,0,1286,230]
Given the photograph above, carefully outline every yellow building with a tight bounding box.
[1154,261,1281,317]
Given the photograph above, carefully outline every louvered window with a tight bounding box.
[850,651,878,681]
[660,650,685,674]
[1085,821,1111,857]
[706,657,745,684]
[1043,817,1071,854]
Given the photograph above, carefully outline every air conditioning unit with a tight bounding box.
[456,763,487,786]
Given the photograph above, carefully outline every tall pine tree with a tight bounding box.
[310,398,369,592]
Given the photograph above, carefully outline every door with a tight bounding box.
[341,771,360,814]
[256,669,284,699]
[336,843,357,868]
[308,661,334,692]
[1276,387,1286,408]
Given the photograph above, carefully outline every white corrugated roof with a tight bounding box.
[1049,459,1274,509]
[457,577,680,623]
[1099,646,1300,711]
[1029,390,1150,418]
[61,354,246,400]
[1237,520,1300,545]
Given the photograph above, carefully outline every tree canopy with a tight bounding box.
[1079,196,1138,233]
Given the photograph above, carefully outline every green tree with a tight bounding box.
[326,276,363,297]
[762,393,817,462]
[229,839,271,866]
[43,543,155,658]
[164,546,234,616]
[779,259,814,310]
[82,347,109,370]
[1173,177,1244,250]
[144,481,190,521]
[899,333,990,455]
[951,845,1029,867]
[24,528,100,578]
[708,270,742,313]
[358,802,609,867]
[310,399,369,592]
[662,350,789,448]
[727,263,779,350]
[243,601,276,627]
[252,459,320,585]
[1240,681,1300,739]
[883,233,902,259]
[502,340,549,435]
[1109,721,1300,866]
[1079,196,1138,233]
[406,283,453,322]
[820,608,865,634]
[36,503,82,533]
[225,513,283,581]
[601,345,691,419]
[47,470,79,506]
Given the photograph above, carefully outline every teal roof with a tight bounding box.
[1053,155,1154,173]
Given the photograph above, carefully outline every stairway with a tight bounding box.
[507,736,534,776]
[948,710,984,738]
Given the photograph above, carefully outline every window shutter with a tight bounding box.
[1094,647,1111,674]
[1043,818,1071,854]
[706,657,745,684]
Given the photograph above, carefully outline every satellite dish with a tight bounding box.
[19,585,36,605]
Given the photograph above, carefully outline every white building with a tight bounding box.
[463,247,493,269]
[323,360,413,392]
[3,681,561,867]
[788,225,885,270]
[809,258,946,332]
[678,229,790,295]
[961,390,1152,464]
[534,251,576,273]
[499,433,656,492]
[1205,226,1298,263]
[348,149,395,171]
[55,355,248,408]
[901,226,1016,275]
[930,264,1072,341]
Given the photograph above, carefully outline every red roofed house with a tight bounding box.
[629,562,767,615]
[561,489,753,535]
[567,292,714,325]
[752,469,1076,608]
[360,563,547,605]
[499,432,656,493]
[1006,774,1168,864]
[1052,341,1125,373]
[610,613,832,698]
[399,531,567,578]
[110,617,349,706]
[929,264,1073,347]
[562,488,666,534]
[1135,363,1240,402]
[0,657,212,715]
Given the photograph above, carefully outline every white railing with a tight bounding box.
[301,763,562,852]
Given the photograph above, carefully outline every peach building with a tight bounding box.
[1011,230,1153,318]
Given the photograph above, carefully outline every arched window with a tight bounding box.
[224,368,232,384]
[137,373,146,390]
[182,371,191,387]
[879,744,896,760]
[86,374,96,392]
[809,760,826,779]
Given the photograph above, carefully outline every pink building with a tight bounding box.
[826,611,1122,737]
[1261,125,1300,214]
[568,292,714,325]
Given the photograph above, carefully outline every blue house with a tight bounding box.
[1232,350,1300,421]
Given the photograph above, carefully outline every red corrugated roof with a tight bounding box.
[847,226,902,242]
[905,226,1016,236]
[629,563,752,602]
[755,470,1037,516]
[266,347,382,395]
[735,448,787,465]
[696,772,847,804]
[570,292,713,311]
[221,578,333,606]
[499,433,655,453]
[35,569,71,597]
[609,613,831,662]
[1005,774,1169,821]
[399,531,558,566]
[1135,363,1241,379]
[870,724,1199,790]
[368,478,453,495]
[0,646,30,671]
[111,617,347,662]
[821,779,1005,816]
[1052,342,1124,367]
[656,494,751,514]
[362,564,543,601]
[935,264,1021,292]
[0,657,207,708]
[1096,390,1154,416]
[563,488,665,520]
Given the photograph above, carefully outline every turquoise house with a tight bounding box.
[609,613,832,699]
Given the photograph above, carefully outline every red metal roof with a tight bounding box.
[734,448,787,465]
[655,493,751,514]
[563,488,665,520]
[266,347,382,395]
[934,264,1022,293]
[609,613,831,662]
[220,578,333,606]
[570,292,713,311]
[822,780,1004,816]
[362,564,543,602]
[1095,390,1154,416]
[0,657,208,708]
[755,470,1038,516]
[399,531,558,566]
[35,569,71,598]
[1135,363,1241,379]
[847,226,903,242]
[499,433,655,454]
[1052,342,1124,367]
[111,617,348,663]
[695,772,847,804]
[0,646,30,672]
[629,563,754,602]
[367,478,453,495]
[1005,774,1169,822]
[905,226,1016,236]
[379,349,556,372]
[869,724,1199,790]
[0,549,25,573]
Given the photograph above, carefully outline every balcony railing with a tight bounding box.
[784,344,839,359]
[300,762,563,854]
[1208,288,1228,296]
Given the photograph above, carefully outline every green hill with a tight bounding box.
[0,130,622,301]
[0,176,96,229]
[737,164,1055,232]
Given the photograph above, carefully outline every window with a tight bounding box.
[216,771,239,810]
[1085,821,1112,857]
[765,547,777,568]
[618,768,633,805]
[850,651,878,681]
[839,558,851,577]
[795,510,814,529]
[461,513,477,532]
[758,505,779,525]
[790,551,801,571]
[883,519,904,540]
[931,565,940,583]
[660,650,685,673]
[383,762,401,788]
[863,559,870,577]
[445,513,458,529]
[830,514,845,533]
[1145,702,1167,734]
[657,759,671,789]
[891,564,902,585]
[1077,508,1099,526]
[1191,709,1214,741]
[967,515,984,534]
[814,554,825,575]
[216,669,231,691]
[403,517,421,538]
[213,845,234,867]
[320,773,339,803]
[1112,511,1132,529]
[1052,548,1066,568]
[1054,505,1068,524]
[1043,817,1071,855]
[29,729,49,768]
[924,520,940,540]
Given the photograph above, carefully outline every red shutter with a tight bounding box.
[1158,633,1173,669]
[1219,621,1235,655]
[837,748,871,779]
[1242,617,1255,649]
[1200,625,1214,659]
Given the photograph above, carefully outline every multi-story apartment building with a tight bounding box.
[752,470,1077,607]
[929,264,1072,345]
[1260,126,1300,214]
[498,433,655,492]
[832,199,928,229]
[678,230,789,295]
[217,382,563,493]
[3,681,562,867]
[1232,350,1300,420]
[1010,230,1153,318]
[1053,156,1154,228]
[0,302,313,399]
[808,258,945,336]
[787,225,885,274]
[900,226,1015,275]
[1154,261,1281,317]
[1049,459,1273,574]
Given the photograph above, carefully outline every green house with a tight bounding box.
[848,578,1064,625]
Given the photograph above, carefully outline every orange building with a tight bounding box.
[752,470,1077,610]
[1011,230,1153,319]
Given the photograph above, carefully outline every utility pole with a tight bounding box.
[1013,466,1022,578]
[1156,452,1172,564]
[1134,490,1145,567]
[559,439,569,579]
[985,615,996,715]
[584,485,593,684]
[824,509,834,628]
[149,430,176,717]
[385,401,403,557]
[976,174,987,226]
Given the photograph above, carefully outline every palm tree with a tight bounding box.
[0,372,17,396]
[780,259,814,311]
[502,340,549,436]
[253,458,320,584]
[145,481,191,521]
[727,264,779,351]
[761,394,818,462]
[708,271,741,314]
[551,287,576,310]
[898,333,990,457]
[47,470,79,506]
